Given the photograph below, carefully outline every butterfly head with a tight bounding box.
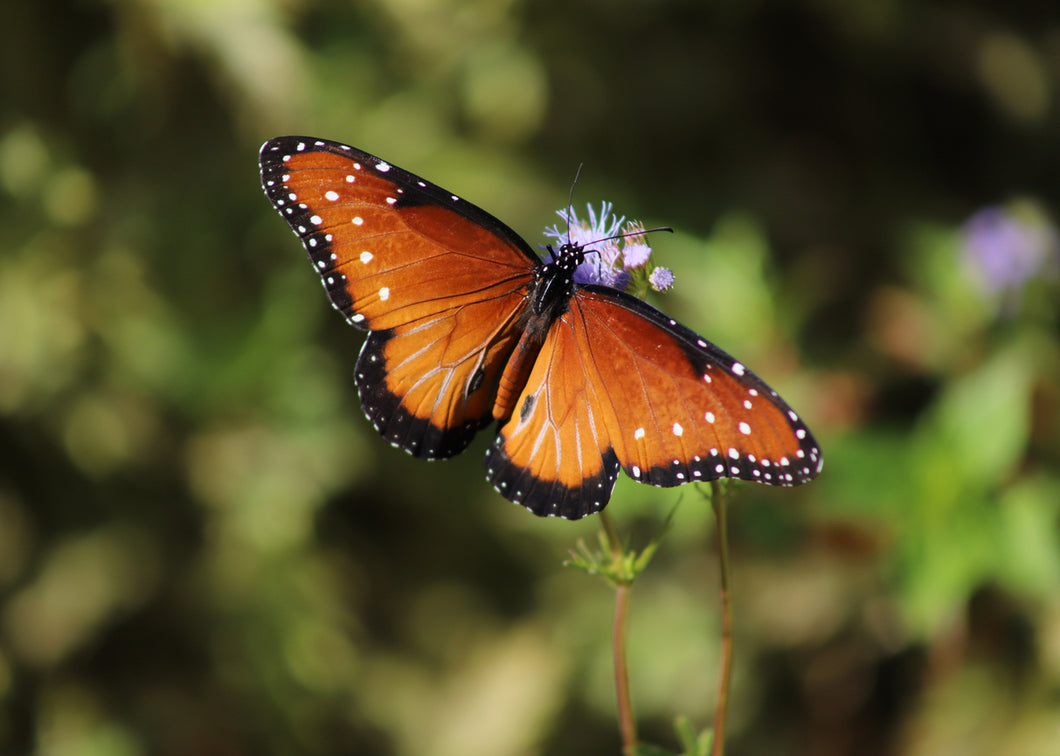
[552,240,588,272]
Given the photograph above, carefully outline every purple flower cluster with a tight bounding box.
[544,203,674,293]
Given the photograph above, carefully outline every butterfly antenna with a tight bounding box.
[590,225,674,248]
[566,163,584,249]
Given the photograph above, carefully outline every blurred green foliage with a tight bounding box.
[2,0,1059,754]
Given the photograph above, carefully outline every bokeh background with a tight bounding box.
[2,0,1060,754]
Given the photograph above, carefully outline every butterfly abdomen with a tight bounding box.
[492,249,582,421]
[493,328,545,421]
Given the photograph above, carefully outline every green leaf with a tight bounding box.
[998,476,1060,597]
[673,715,714,756]
[564,503,679,587]
[914,341,1033,493]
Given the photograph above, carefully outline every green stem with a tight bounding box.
[614,582,635,753]
[599,508,623,559]
[600,510,637,753]
[710,482,733,756]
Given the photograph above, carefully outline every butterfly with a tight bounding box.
[259,136,822,520]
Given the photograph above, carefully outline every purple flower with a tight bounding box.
[620,221,652,268]
[543,204,674,295]
[622,243,652,268]
[649,267,675,291]
[962,203,1058,299]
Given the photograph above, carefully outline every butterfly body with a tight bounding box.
[492,243,585,420]
[260,136,822,519]
[530,245,584,316]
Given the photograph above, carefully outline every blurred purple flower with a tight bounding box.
[961,203,1058,299]
[543,204,673,294]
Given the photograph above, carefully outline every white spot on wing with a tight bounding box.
[360,251,373,264]
[379,287,390,301]
[634,428,645,440]
[732,362,745,376]
[672,423,683,436]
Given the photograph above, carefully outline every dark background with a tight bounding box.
[2,1,1058,754]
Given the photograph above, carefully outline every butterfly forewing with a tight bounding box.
[260,137,539,457]
[259,137,538,330]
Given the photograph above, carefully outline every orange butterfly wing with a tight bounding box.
[485,286,822,518]
[260,137,537,458]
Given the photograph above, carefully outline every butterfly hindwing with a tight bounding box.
[484,308,621,519]
[356,290,529,459]
[260,137,539,457]
[486,287,822,518]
